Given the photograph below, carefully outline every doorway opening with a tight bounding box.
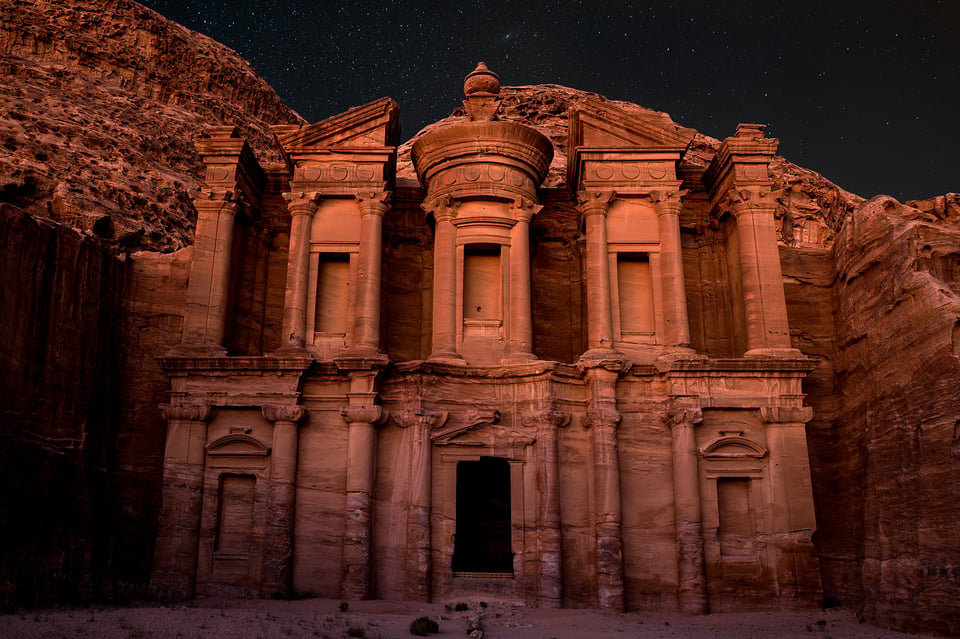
[452,457,512,574]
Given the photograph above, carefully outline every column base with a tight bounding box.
[577,348,630,370]
[267,344,314,359]
[168,342,227,357]
[427,350,465,364]
[743,347,805,359]
[501,351,539,364]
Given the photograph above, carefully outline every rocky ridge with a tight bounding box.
[0,0,303,252]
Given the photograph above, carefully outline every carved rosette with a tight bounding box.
[161,404,212,423]
[262,404,308,424]
[340,405,389,426]
[582,408,622,430]
[282,191,321,217]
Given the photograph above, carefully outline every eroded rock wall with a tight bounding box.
[0,204,125,605]
[828,197,960,634]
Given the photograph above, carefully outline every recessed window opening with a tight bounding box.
[452,457,513,573]
[214,474,256,555]
[463,244,501,321]
[315,253,350,333]
[617,252,655,335]
[717,477,756,558]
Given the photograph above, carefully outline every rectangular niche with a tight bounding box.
[314,253,350,335]
[463,244,501,337]
[215,474,256,557]
[716,477,757,559]
[617,253,655,338]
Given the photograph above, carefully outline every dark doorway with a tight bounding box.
[452,457,513,573]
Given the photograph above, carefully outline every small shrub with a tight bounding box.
[454,602,469,611]
[409,616,439,636]
[478,601,487,609]
[339,601,349,612]
[345,626,365,638]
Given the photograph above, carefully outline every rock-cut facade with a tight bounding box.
[152,64,822,612]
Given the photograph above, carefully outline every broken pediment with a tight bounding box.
[568,96,696,153]
[273,97,400,155]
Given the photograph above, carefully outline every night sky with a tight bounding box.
[138,0,959,201]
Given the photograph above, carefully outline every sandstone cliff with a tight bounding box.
[0,0,303,252]
[2,1,959,632]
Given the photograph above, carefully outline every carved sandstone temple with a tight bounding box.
[152,64,821,612]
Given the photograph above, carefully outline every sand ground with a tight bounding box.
[0,597,923,639]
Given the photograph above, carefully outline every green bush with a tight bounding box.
[454,602,469,612]
[345,626,365,638]
[409,616,439,636]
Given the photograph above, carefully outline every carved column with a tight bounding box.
[393,409,446,601]
[759,405,820,603]
[260,404,307,596]
[424,197,461,360]
[279,192,320,351]
[582,381,624,610]
[506,197,541,361]
[351,191,390,353]
[523,409,570,607]
[152,404,212,600]
[668,404,707,614]
[339,402,388,599]
[651,189,692,348]
[727,189,794,355]
[181,192,239,350]
[578,191,617,353]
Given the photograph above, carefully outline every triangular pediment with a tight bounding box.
[274,97,400,153]
[569,96,696,152]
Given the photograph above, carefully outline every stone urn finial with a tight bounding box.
[464,62,501,97]
[463,62,501,121]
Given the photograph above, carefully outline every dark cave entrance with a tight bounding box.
[452,456,513,574]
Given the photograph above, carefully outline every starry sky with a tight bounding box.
[138,0,959,201]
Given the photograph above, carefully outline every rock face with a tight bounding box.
[0,203,125,604]
[2,3,958,634]
[0,0,303,252]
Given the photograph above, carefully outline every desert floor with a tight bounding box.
[0,597,925,639]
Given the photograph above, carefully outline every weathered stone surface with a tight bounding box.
[0,0,303,252]
[2,3,958,632]
[0,203,124,605]
[830,197,960,635]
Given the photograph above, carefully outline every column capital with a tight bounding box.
[340,405,389,426]
[511,196,543,222]
[582,408,622,430]
[522,409,571,429]
[355,190,391,216]
[667,407,703,428]
[759,405,813,424]
[282,191,321,216]
[161,404,212,422]
[421,194,459,223]
[724,187,779,216]
[649,188,689,216]
[262,404,308,424]
[392,409,448,430]
[577,190,616,217]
